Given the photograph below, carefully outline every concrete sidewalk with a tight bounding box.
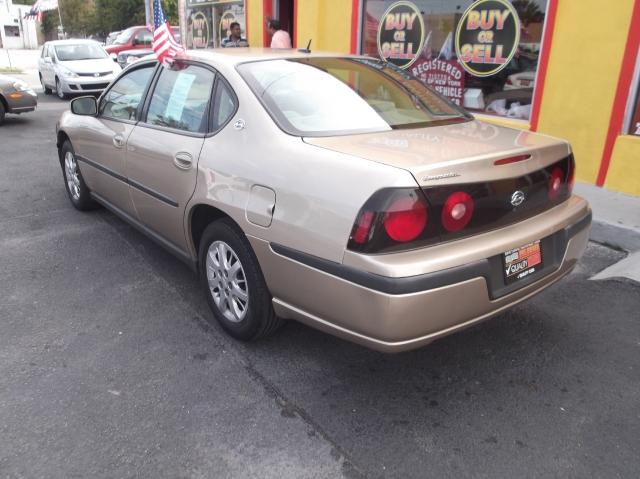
[575,183,640,282]
[1,48,41,88]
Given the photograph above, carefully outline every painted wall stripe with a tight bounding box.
[350,0,360,54]
[262,0,273,47]
[596,0,640,186]
[530,0,558,132]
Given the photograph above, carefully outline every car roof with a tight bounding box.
[181,48,364,66]
[45,39,102,46]
[119,48,154,54]
[119,25,177,32]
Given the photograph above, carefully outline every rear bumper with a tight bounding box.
[250,196,591,352]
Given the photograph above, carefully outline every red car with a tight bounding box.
[105,26,181,55]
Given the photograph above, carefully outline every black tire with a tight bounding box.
[198,219,283,341]
[55,77,67,100]
[40,75,52,95]
[0,100,5,126]
[59,140,98,211]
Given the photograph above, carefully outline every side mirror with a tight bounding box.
[110,53,118,62]
[44,57,52,64]
[71,96,98,116]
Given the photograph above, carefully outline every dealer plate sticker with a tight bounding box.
[503,241,543,284]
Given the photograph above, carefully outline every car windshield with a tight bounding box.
[113,28,135,45]
[238,57,472,137]
[55,43,108,61]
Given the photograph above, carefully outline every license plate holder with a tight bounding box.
[503,240,543,284]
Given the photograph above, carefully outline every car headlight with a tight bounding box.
[58,66,78,78]
[126,56,138,64]
[12,80,30,91]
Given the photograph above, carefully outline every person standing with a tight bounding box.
[221,22,249,47]
[267,19,292,49]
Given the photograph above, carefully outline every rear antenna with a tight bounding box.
[298,39,312,53]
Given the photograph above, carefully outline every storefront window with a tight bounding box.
[186,0,246,49]
[628,60,640,136]
[4,25,20,37]
[631,94,640,136]
[362,0,549,121]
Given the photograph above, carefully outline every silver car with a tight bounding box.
[0,74,37,125]
[39,39,122,100]
[55,50,591,352]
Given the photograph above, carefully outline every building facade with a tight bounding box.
[0,0,39,49]
[187,0,640,194]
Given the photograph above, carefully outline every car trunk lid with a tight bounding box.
[303,120,570,187]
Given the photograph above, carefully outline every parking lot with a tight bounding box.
[1,91,639,478]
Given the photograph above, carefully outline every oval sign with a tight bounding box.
[191,11,210,49]
[377,1,425,70]
[455,0,521,77]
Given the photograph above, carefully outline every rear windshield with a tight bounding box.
[237,57,471,137]
[55,43,108,61]
[114,28,135,45]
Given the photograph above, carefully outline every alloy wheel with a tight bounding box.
[64,151,81,200]
[56,79,64,99]
[206,240,249,323]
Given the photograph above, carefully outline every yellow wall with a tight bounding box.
[246,0,263,48]
[295,0,353,53]
[535,0,636,184]
[606,136,640,195]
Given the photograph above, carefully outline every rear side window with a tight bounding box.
[135,30,153,46]
[100,65,154,121]
[211,80,237,130]
[145,65,215,133]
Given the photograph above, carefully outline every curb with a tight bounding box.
[590,221,640,253]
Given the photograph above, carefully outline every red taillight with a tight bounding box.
[441,191,474,232]
[548,167,564,200]
[352,210,374,244]
[494,154,531,166]
[383,197,427,242]
[568,158,575,189]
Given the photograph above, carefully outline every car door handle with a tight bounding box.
[173,152,193,170]
[112,134,124,149]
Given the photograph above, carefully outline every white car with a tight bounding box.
[39,39,122,100]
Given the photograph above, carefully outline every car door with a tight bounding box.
[125,63,215,252]
[41,44,54,85]
[72,62,156,216]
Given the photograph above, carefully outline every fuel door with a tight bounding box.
[246,185,276,227]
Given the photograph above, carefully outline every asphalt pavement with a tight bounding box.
[1,94,639,479]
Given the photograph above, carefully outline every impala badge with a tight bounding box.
[511,190,526,207]
[422,172,461,182]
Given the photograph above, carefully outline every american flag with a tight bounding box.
[153,0,184,67]
[24,0,58,22]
